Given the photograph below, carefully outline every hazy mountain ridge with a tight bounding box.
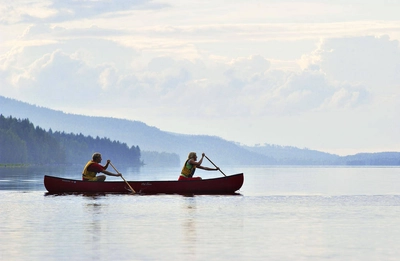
[339,152,400,166]
[2,95,399,165]
[1,96,271,165]
[244,144,400,165]
[243,144,340,165]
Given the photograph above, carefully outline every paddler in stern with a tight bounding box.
[82,152,121,182]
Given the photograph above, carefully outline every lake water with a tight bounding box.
[1,165,399,261]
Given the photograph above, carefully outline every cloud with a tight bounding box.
[227,55,271,80]
[0,40,137,108]
[0,0,168,24]
[317,35,400,90]
[1,1,400,154]
[1,20,399,154]
[0,1,55,24]
[322,85,370,110]
[1,33,378,118]
[0,26,395,152]
[20,24,124,40]
[15,49,100,102]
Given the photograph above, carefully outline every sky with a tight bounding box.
[1,0,399,155]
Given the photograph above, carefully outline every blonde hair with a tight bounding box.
[187,152,197,159]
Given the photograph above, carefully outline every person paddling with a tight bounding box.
[179,152,219,181]
[82,152,121,182]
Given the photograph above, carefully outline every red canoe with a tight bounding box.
[44,173,244,194]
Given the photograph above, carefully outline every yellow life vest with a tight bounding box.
[82,160,96,180]
[181,159,196,177]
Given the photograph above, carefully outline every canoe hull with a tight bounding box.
[44,173,244,194]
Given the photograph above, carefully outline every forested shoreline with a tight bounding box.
[0,115,142,166]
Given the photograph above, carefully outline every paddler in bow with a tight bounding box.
[179,152,219,181]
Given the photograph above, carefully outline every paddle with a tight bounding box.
[204,155,226,176]
[109,162,136,194]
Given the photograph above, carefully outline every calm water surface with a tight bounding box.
[1,166,399,260]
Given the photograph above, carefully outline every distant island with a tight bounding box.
[1,95,399,166]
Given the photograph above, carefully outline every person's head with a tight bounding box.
[188,152,197,159]
[92,152,102,162]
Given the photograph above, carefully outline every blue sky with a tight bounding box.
[1,0,399,155]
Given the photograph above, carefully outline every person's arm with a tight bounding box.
[90,162,121,177]
[190,153,218,171]
[198,153,205,165]
[197,166,220,171]
[101,169,121,177]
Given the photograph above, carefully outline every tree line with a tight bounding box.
[0,115,142,166]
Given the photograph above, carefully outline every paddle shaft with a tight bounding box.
[109,162,136,193]
[204,155,226,176]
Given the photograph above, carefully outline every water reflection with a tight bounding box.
[0,165,81,191]
[85,198,103,245]
[0,167,40,190]
[181,196,197,258]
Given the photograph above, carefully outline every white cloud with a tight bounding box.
[1,1,400,154]
[0,33,387,118]
[322,86,369,110]
[0,0,167,24]
[317,35,400,90]
[0,1,55,24]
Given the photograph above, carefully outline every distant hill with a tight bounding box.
[243,144,340,165]
[1,95,399,165]
[339,152,400,166]
[244,144,400,165]
[1,96,272,165]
